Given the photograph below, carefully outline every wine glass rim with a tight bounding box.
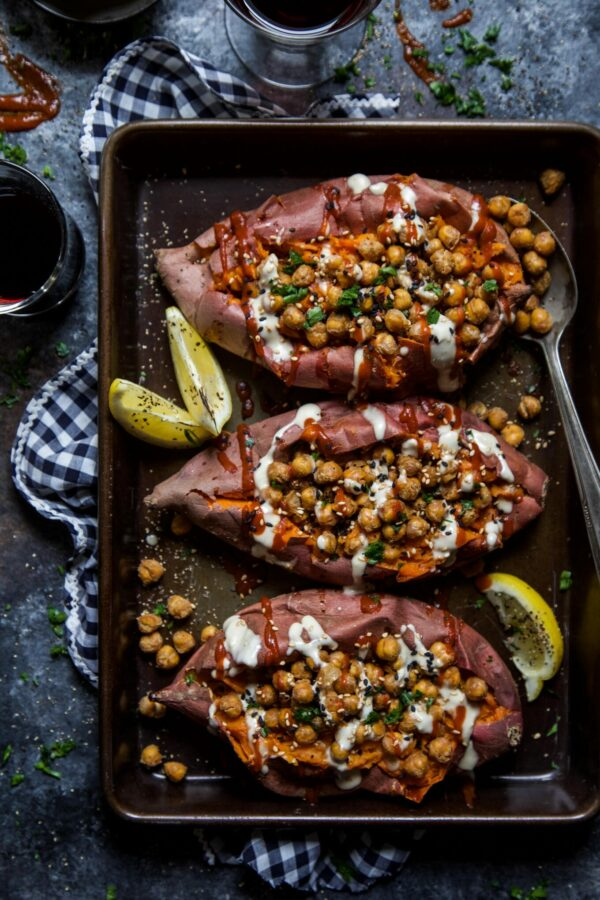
[0,158,68,316]
[224,0,380,40]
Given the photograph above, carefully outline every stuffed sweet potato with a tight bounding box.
[154,590,523,801]
[156,173,529,397]
[146,397,547,587]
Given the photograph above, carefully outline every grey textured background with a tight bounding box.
[1,0,600,897]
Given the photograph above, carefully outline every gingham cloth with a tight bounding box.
[11,36,413,893]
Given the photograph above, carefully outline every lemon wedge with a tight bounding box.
[108,378,210,449]
[166,306,232,436]
[478,572,564,702]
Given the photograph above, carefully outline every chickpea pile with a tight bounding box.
[254,217,516,367]
[136,580,197,670]
[486,196,555,336]
[211,635,499,786]
[263,433,526,572]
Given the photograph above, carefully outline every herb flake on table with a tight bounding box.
[0,132,27,165]
[34,739,76,779]
[42,164,56,180]
[546,719,559,737]
[11,773,25,787]
[1,744,12,766]
[55,341,70,358]
[559,570,572,591]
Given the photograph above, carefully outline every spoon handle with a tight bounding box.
[544,338,600,581]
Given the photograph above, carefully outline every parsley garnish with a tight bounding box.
[184,671,198,685]
[458,29,496,67]
[482,279,498,292]
[336,284,361,316]
[42,165,56,181]
[489,57,514,75]
[559,570,572,591]
[11,773,25,787]
[334,60,360,83]
[509,881,548,900]
[429,81,457,107]
[34,739,76,779]
[55,341,70,358]
[364,710,381,724]
[501,76,513,91]
[546,720,559,737]
[304,307,325,329]
[461,499,474,510]
[260,726,270,738]
[473,595,487,609]
[152,603,167,616]
[270,282,308,304]
[427,308,441,325]
[384,706,402,725]
[484,24,501,43]
[2,744,12,766]
[455,89,486,118]
[444,45,455,56]
[363,540,385,564]
[423,282,443,297]
[414,91,424,105]
[50,643,68,658]
[365,12,377,41]
[48,606,67,638]
[0,132,27,165]
[412,48,428,59]
[332,856,356,884]
[106,886,117,900]
[293,706,320,723]
[364,76,376,89]
[282,249,305,274]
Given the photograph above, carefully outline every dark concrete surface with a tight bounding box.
[1,1,600,898]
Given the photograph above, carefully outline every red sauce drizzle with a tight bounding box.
[214,638,228,679]
[236,380,254,419]
[302,420,335,456]
[394,3,437,86]
[360,594,382,614]
[236,423,256,497]
[442,8,473,27]
[230,210,256,278]
[221,555,264,597]
[214,222,231,277]
[0,31,61,132]
[213,432,238,474]
[396,403,420,434]
[319,184,342,236]
[260,597,280,665]
[429,0,450,9]
[475,574,492,592]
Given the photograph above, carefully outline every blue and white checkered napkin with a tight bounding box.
[11,36,412,893]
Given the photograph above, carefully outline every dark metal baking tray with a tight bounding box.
[98,119,600,825]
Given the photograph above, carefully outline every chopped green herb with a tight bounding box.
[0,132,27,165]
[304,307,325,329]
[270,282,308,305]
[106,886,117,900]
[50,643,68,658]
[414,91,424,105]
[473,595,487,609]
[427,308,441,325]
[425,697,435,710]
[293,706,320,723]
[34,756,61,780]
[482,279,498,293]
[424,282,443,297]
[510,882,548,900]
[282,249,305,274]
[366,12,377,41]
[429,80,457,107]
[364,710,381,725]
[334,60,360,83]
[384,706,402,725]
[19,673,29,683]
[363,540,385,564]
[260,726,270,738]
[383,55,392,70]
[412,48,428,59]
[367,593,381,607]
[559,570,572,591]
[461,499,474,510]
[11,773,25,787]
[270,479,284,491]
[332,856,356,884]
[550,761,560,771]
[2,744,12,766]
[55,341,70,358]
[546,720,559,737]
[427,62,446,75]
[455,88,486,118]
[501,76,513,91]
[457,29,496,67]
[489,57,514,75]
[56,564,66,576]
[42,164,56,181]
[484,24,501,43]
[444,45,455,56]
[184,671,198,685]
[47,607,67,627]
[0,394,18,409]
[152,602,168,616]
[364,76,376,89]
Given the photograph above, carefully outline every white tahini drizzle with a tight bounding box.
[360,404,387,441]
[222,615,262,668]
[348,346,365,401]
[429,312,461,392]
[253,403,322,552]
[347,173,372,195]
[439,685,481,771]
[484,520,503,549]
[249,253,294,365]
[466,428,515,483]
[287,615,337,667]
[432,514,459,562]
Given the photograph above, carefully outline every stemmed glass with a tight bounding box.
[224,0,382,90]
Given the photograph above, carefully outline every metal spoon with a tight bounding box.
[519,208,600,581]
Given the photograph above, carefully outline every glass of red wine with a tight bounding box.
[224,0,382,89]
[0,159,84,317]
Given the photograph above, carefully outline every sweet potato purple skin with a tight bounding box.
[145,397,548,586]
[155,173,528,394]
[154,590,523,799]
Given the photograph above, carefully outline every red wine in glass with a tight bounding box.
[237,0,368,31]
[0,190,62,304]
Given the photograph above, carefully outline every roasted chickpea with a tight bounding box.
[452,252,471,276]
[425,237,443,257]
[414,679,438,699]
[317,663,342,691]
[281,305,306,331]
[300,485,318,510]
[374,332,397,356]
[139,632,164,654]
[444,281,467,307]
[344,530,367,555]
[532,228,556,257]
[380,499,407,523]
[460,507,478,527]
[431,248,453,275]
[517,394,542,420]
[218,693,243,719]
[438,223,461,250]
[357,235,385,261]
[333,493,357,518]
[326,312,350,337]
[172,630,196,654]
[360,261,380,285]
[382,524,405,543]
[467,400,488,420]
[165,593,193,619]
[460,323,481,348]
[272,670,295,693]
[425,499,446,524]
[291,263,314,287]
[507,202,531,228]
[355,315,375,342]
[267,461,291,485]
[376,635,400,662]
[295,724,317,745]
[170,513,192,536]
[396,477,421,502]
[263,708,280,729]
[396,454,422,476]
[200,624,218,642]
[406,516,429,540]
[156,645,180,670]
[138,694,167,718]
[138,558,165,586]
[290,452,314,478]
[531,270,552,297]
[530,307,553,334]
[363,663,384,687]
[513,309,531,334]
[439,665,461,688]
[314,460,343,484]
[359,294,374,313]
[278,708,294,728]
[393,288,412,311]
[509,227,535,251]
[465,298,490,325]
[254,684,276,707]
[474,485,492,509]
[428,735,456,764]
[292,679,315,705]
[464,676,488,701]
[306,321,329,349]
[384,308,409,334]
[487,406,509,432]
[539,168,565,196]
[140,744,162,767]
[334,672,357,695]
[430,641,455,667]
[264,486,283,507]
[283,490,302,517]
[164,761,188,782]
[487,195,511,219]
[137,612,163,634]
[501,422,525,447]
[522,250,548,277]
[316,531,337,555]
[387,244,406,266]
[330,741,350,762]
[358,506,381,532]
[403,750,429,779]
